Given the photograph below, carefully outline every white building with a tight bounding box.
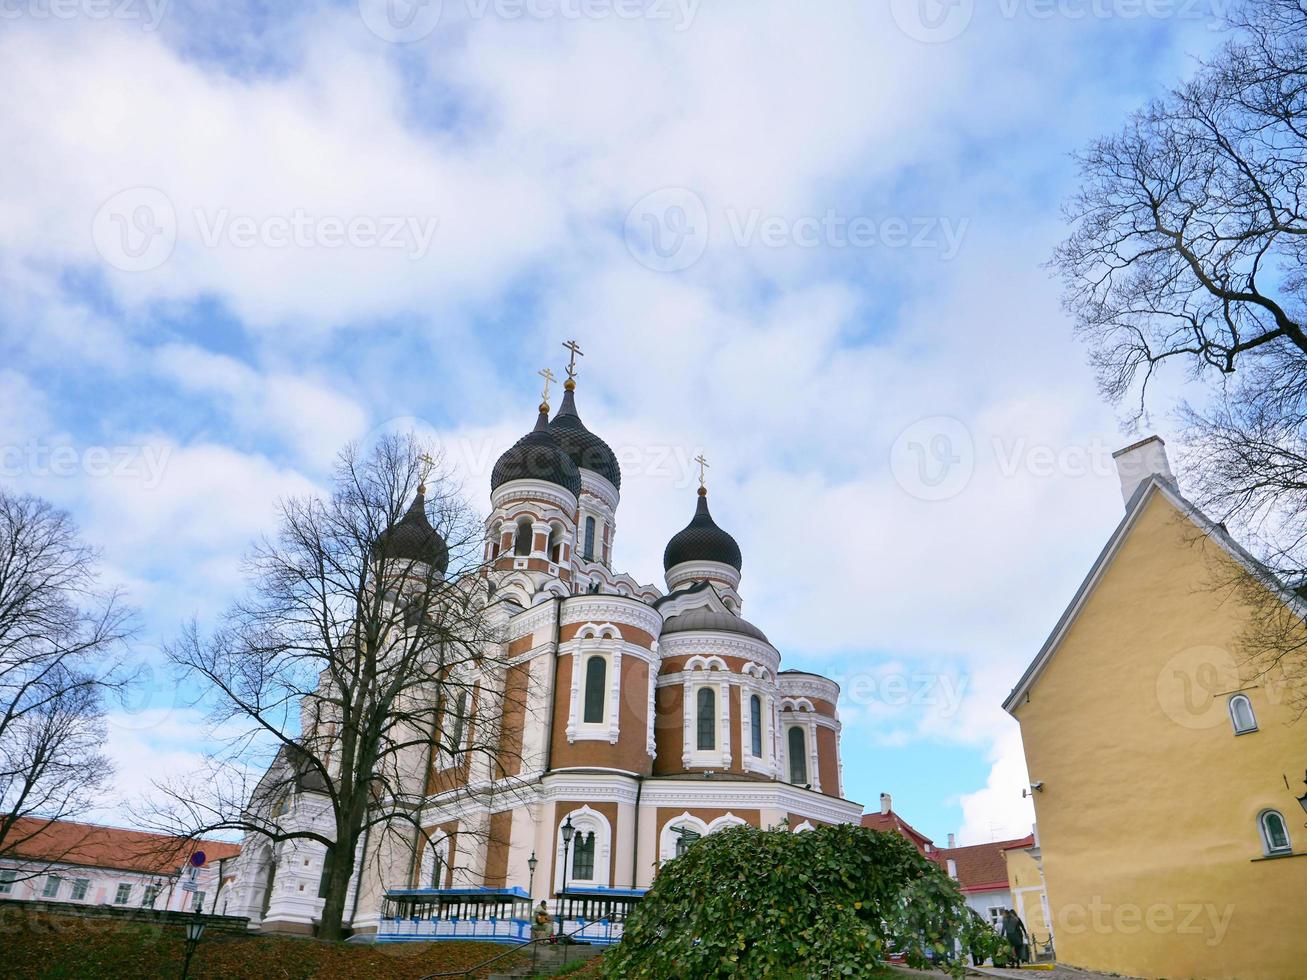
[0,817,239,913]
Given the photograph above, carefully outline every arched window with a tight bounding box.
[1260,810,1292,855]
[549,523,563,563]
[583,656,607,724]
[514,518,533,556]
[447,690,469,759]
[696,687,716,751]
[750,695,763,757]
[788,727,807,785]
[1229,693,1257,734]
[583,516,596,561]
[572,831,595,880]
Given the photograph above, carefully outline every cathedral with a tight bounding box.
[223,347,861,939]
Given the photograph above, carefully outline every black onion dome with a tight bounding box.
[373,488,449,574]
[662,489,742,572]
[491,406,582,498]
[549,386,621,490]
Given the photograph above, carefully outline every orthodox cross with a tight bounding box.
[694,453,709,489]
[417,452,437,491]
[562,339,584,381]
[538,367,557,405]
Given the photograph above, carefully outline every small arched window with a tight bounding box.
[572,831,596,880]
[549,524,563,563]
[750,695,763,757]
[448,690,469,758]
[514,518,533,556]
[1229,693,1257,734]
[696,687,716,751]
[1260,810,1292,855]
[583,516,596,561]
[583,656,607,725]
[788,727,807,785]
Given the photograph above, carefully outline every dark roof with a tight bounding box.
[549,386,621,490]
[491,406,582,498]
[663,489,742,571]
[373,489,449,574]
[661,606,768,642]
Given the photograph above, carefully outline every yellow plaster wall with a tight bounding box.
[1012,489,1307,979]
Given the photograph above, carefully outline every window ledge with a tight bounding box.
[1250,850,1306,862]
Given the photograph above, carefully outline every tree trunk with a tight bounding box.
[317,845,356,941]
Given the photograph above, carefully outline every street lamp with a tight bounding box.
[556,817,574,940]
[527,851,537,898]
[179,907,206,980]
[1296,770,1307,822]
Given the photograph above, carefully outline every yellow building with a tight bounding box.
[1004,436,1307,980]
[1002,833,1052,959]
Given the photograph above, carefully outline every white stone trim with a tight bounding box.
[491,479,578,515]
[556,804,611,888]
[665,560,741,593]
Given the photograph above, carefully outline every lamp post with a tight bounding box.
[1296,770,1307,824]
[527,851,537,898]
[179,906,206,980]
[556,817,574,941]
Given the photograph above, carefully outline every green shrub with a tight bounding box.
[603,823,986,979]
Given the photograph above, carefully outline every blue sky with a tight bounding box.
[0,0,1226,844]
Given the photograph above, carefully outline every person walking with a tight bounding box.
[1001,909,1029,966]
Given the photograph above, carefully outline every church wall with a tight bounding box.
[495,659,530,779]
[728,685,743,773]
[482,810,513,888]
[652,684,684,774]
[549,652,654,775]
[816,726,839,796]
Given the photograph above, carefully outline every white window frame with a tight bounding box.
[71,878,90,901]
[0,869,15,894]
[1259,809,1292,856]
[785,724,809,785]
[565,625,622,744]
[41,875,60,899]
[557,806,611,888]
[114,883,132,905]
[681,658,732,769]
[1228,693,1257,734]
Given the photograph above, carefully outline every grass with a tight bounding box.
[0,910,529,979]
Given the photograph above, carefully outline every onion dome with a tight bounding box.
[663,487,742,572]
[373,487,449,575]
[491,404,582,498]
[661,605,768,643]
[549,383,621,490]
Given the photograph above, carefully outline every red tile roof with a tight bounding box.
[861,810,937,857]
[3,817,240,876]
[934,834,1034,893]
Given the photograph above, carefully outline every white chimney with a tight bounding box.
[947,833,956,848]
[879,792,892,815]
[1112,435,1174,507]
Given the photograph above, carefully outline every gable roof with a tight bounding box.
[935,834,1033,893]
[1002,475,1307,714]
[2,817,240,875]
[861,809,937,856]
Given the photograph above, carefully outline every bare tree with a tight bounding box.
[0,490,134,876]
[1052,0,1307,706]
[139,435,517,940]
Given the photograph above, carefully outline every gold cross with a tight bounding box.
[418,452,437,490]
[538,367,557,404]
[562,340,584,381]
[694,453,709,489]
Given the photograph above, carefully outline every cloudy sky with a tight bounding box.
[0,0,1227,845]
